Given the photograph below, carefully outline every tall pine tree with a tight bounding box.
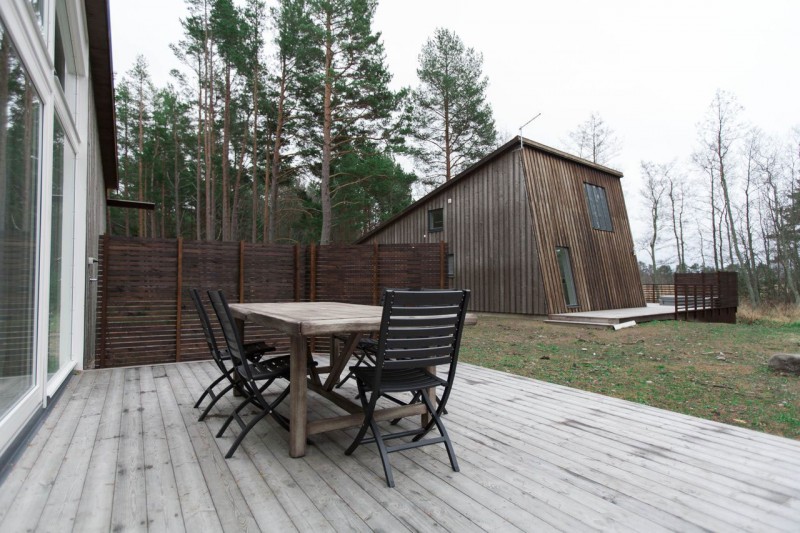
[409,28,497,186]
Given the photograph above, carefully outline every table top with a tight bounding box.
[229,301,478,336]
[229,301,384,336]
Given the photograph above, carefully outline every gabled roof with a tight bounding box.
[85,0,119,190]
[355,136,623,243]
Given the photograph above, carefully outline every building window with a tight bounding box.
[556,247,578,308]
[29,0,46,28]
[447,253,455,278]
[428,208,443,233]
[49,116,76,378]
[0,20,42,420]
[54,0,77,112]
[584,183,613,231]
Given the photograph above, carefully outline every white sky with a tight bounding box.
[109,0,800,256]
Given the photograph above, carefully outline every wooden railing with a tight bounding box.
[673,272,738,323]
[96,236,447,368]
[641,284,675,303]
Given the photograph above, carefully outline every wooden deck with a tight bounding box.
[547,303,677,327]
[2,360,799,532]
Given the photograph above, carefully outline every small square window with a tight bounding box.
[428,208,444,233]
[584,183,613,232]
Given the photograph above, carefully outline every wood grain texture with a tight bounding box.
[3,361,799,532]
[358,138,646,315]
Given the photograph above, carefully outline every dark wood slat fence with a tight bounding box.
[674,272,738,323]
[96,236,446,368]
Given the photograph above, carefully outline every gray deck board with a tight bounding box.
[2,360,799,532]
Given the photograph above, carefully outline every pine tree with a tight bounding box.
[409,28,497,186]
[292,0,401,244]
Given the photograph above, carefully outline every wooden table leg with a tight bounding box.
[289,334,308,457]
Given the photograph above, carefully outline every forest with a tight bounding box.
[110,0,496,245]
[636,90,800,305]
[107,0,799,306]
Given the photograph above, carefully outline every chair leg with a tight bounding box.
[344,382,379,456]
[414,390,459,473]
[198,382,235,421]
[194,369,232,408]
[217,394,253,438]
[225,385,292,458]
[224,406,273,458]
[369,417,395,488]
[336,350,369,388]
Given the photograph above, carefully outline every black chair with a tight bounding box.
[207,290,292,458]
[335,287,409,389]
[344,289,470,487]
[189,288,282,422]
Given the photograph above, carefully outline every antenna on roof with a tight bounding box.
[518,113,542,150]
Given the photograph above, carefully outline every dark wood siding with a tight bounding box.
[363,150,547,314]
[521,146,645,314]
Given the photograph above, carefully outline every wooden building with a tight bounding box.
[0,0,118,458]
[357,137,645,315]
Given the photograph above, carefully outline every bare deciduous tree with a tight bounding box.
[566,112,621,166]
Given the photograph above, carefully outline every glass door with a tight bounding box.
[0,21,43,428]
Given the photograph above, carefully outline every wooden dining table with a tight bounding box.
[228,301,476,457]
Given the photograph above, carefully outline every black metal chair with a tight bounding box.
[206,290,292,458]
[189,288,282,422]
[344,289,470,487]
[335,287,409,389]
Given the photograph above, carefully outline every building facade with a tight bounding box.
[0,0,116,457]
[358,137,645,315]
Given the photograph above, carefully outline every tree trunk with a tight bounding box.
[251,65,259,243]
[195,55,202,240]
[269,56,288,244]
[137,76,145,237]
[320,11,334,244]
[221,62,231,241]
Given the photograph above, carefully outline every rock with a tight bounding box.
[768,353,800,375]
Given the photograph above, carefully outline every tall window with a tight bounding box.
[0,23,42,419]
[49,117,75,378]
[584,183,613,231]
[556,247,578,308]
[54,0,77,112]
[428,208,443,233]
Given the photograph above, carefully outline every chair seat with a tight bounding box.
[351,366,445,393]
[241,354,291,381]
[244,340,276,357]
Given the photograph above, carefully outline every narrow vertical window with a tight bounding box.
[556,247,578,308]
[583,183,613,231]
[428,208,443,233]
[446,253,455,278]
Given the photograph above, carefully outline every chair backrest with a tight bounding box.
[189,288,226,368]
[375,289,470,379]
[206,290,254,381]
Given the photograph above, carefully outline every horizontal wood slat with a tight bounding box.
[96,237,445,368]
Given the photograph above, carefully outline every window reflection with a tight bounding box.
[0,24,42,418]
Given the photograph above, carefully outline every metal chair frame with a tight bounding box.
[344,289,470,487]
[207,290,292,458]
[189,288,279,421]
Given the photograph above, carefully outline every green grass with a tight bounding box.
[460,314,800,439]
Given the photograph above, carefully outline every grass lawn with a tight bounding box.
[460,314,800,439]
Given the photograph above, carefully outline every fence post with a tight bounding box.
[372,242,379,305]
[239,241,245,303]
[175,237,183,362]
[310,243,317,302]
[99,234,110,368]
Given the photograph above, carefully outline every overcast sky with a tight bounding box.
[109,0,800,255]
